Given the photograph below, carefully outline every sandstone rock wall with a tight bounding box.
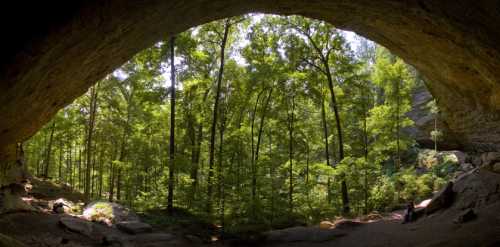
[405,83,462,150]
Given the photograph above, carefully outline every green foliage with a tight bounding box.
[24,14,436,232]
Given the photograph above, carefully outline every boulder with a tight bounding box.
[83,201,138,225]
[417,149,466,170]
[454,209,476,224]
[426,181,454,215]
[51,198,73,214]
[59,216,93,236]
[116,221,153,234]
[319,221,335,229]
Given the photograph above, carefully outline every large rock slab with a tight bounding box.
[59,216,93,236]
[426,181,454,215]
[116,221,153,234]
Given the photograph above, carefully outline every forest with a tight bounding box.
[24,15,448,232]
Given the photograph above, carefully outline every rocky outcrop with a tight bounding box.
[406,84,462,150]
[426,181,455,215]
[1,1,500,182]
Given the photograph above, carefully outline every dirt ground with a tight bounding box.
[1,174,500,247]
[263,203,500,247]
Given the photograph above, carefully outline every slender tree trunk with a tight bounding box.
[362,89,370,215]
[98,146,104,199]
[218,110,226,231]
[323,60,349,214]
[305,140,310,196]
[207,19,230,214]
[287,94,295,213]
[84,85,99,201]
[78,148,82,190]
[189,89,210,209]
[321,93,333,204]
[250,89,264,212]
[268,133,274,226]
[58,139,63,182]
[395,79,401,170]
[434,116,437,152]
[68,141,73,188]
[109,162,115,201]
[167,36,176,214]
[254,87,273,198]
[91,142,97,198]
[43,120,56,178]
[116,169,122,201]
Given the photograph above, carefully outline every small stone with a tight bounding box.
[59,217,93,236]
[116,221,153,234]
[454,209,476,223]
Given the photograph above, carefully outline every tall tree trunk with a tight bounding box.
[268,133,275,226]
[323,60,349,214]
[250,89,264,212]
[68,141,73,188]
[189,89,210,209]
[167,36,176,214]
[254,87,273,198]
[58,139,63,182]
[207,19,230,214]
[78,148,82,190]
[321,93,333,204]
[108,144,117,202]
[362,88,370,215]
[84,85,99,202]
[218,109,226,231]
[98,145,104,199]
[287,94,295,213]
[43,120,56,178]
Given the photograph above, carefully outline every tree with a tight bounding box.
[428,99,442,152]
[167,36,176,214]
[207,18,231,214]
